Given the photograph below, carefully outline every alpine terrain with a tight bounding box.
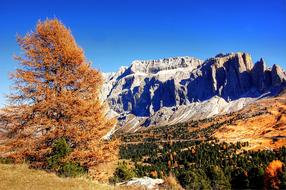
[101,52,286,132]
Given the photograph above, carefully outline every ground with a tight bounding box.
[0,164,113,190]
[0,164,150,190]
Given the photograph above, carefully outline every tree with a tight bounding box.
[248,167,264,189]
[231,167,250,189]
[207,165,231,190]
[264,160,284,189]
[1,19,117,169]
[178,168,211,190]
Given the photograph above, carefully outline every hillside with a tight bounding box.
[117,90,286,151]
[214,90,286,150]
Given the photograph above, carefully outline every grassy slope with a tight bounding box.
[0,164,113,190]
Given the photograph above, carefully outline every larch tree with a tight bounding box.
[1,19,117,169]
[264,160,284,189]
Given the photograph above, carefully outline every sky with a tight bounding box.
[0,0,286,107]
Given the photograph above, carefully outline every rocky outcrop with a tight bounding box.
[102,56,203,117]
[102,52,286,128]
[271,64,286,86]
[251,58,271,92]
[117,177,164,190]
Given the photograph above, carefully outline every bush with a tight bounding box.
[45,137,86,177]
[109,162,136,184]
[164,173,184,190]
[0,157,14,164]
[46,137,72,170]
[59,162,87,177]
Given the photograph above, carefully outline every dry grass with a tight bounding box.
[89,160,118,182]
[163,173,184,190]
[0,164,113,190]
[213,93,286,150]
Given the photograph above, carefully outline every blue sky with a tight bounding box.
[0,0,286,106]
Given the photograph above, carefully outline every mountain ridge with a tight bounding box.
[101,52,286,130]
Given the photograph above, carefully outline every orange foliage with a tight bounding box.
[0,19,118,168]
[264,160,284,189]
[150,170,158,178]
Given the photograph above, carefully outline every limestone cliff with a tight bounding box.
[101,52,286,129]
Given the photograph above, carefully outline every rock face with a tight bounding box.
[271,64,286,86]
[101,52,286,129]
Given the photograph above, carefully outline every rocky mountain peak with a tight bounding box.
[211,52,253,70]
[251,58,269,92]
[271,64,286,86]
[129,56,203,74]
[102,52,286,128]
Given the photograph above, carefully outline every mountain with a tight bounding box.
[101,52,286,130]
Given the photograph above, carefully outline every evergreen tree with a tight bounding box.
[178,168,211,190]
[231,167,250,189]
[248,167,264,189]
[207,165,231,190]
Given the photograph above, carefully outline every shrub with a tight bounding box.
[0,157,14,164]
[164,173,184,190]
[59,162,87,177]
[46,137,72,170]
[45,137,86,177]
[109,162,136,184]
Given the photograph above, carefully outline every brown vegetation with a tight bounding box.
[163,173,184,190]
[214,92,286,150]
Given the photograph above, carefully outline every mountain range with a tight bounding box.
[101,52,286,131]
